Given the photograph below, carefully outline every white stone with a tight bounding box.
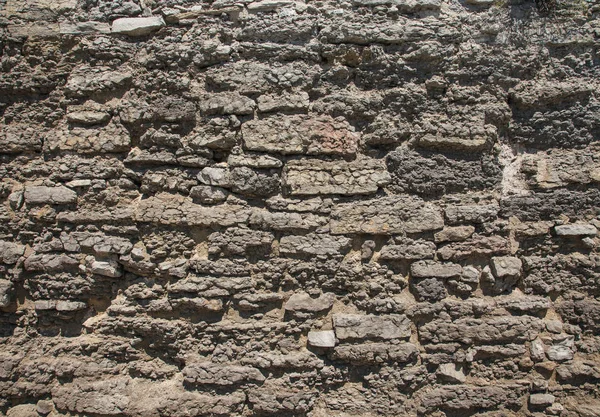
[308,330,336,348]
[111,17,165,37]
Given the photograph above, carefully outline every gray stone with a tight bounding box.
[24,186,77,205]
[421,384,527,414]
[91,260,122,278]
[59,21,111,35]
[257,92,310,113]
[445,203,499,225]
[437,363,466,383]
[420,316,543,344]
[199,93,256,116]
[555,224,598,237]
[547,345,573,362]
[0,280,14,308]
[198,166,232,188]
[228,153,283,169]
[307,330,336,348]
[490,256,523,279]
[380,240,436,261]
[285,292,335,313]
[189,185,229,204]
[333,314,411,341]
[530,338,546,362]
[111,16,165,36]
[24,254,79,272]
[279,234,351,257]
[0,241,25,264]
[411,260,462,279]
[411,277,447,302]
[67,111,111,125]
[530,393,555,407]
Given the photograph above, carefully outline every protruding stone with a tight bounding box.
[490,256,522,279]
[437,363,467,383]
[308,330,336,348]
[91,260,122,278]
[24,186,77,205]
[111,16,165,36]
[285,292,335,314]
[333,314,411,341]
[434,226,475,243]
[555,224,597,237]
[0,280,14,308]
[411,261,462,279]
[529,393,555,407]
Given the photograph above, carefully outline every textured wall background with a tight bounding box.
[1,0,600,416]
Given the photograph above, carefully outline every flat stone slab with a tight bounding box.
[307,330,336,348]
[242,115,359,156]
[283,158,390,196]
[111,16,165,37]
[554,224,597,236]
[330,196,444,235]
[24,186,77,205]
[333,314,411,341]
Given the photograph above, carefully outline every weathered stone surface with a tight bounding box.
[135,193,251,227]
[285,292,335,314]
[279,234,351,257]
[199,93,256,116]
[332,342,418,365]
[0,241,26,264]
[521,147,600,189]
[24,186,77,205]
[380,240,436,260]
[490,256,522,279]
[330,196,444,235]
[411,261,462,279]
[2,0,600,414]
[46,121,131,153]
[0,280,14,308]
[434,226,475,243]
[445,203,499,225]
[208,228,274,257]
[257,92,309,113]
[437,363,466,383]
[283,157,391,196]
[421,385,527,414]
[242,115,359,156]
[419,316,543,344]
[554,224,598,237]
[182,362,265,386]
[333,314,411,341]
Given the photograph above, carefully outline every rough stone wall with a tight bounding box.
[1,0,600,415]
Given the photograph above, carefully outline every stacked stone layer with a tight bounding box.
[1,0,600,416]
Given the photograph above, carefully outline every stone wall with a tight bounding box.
[1,0,600,416]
